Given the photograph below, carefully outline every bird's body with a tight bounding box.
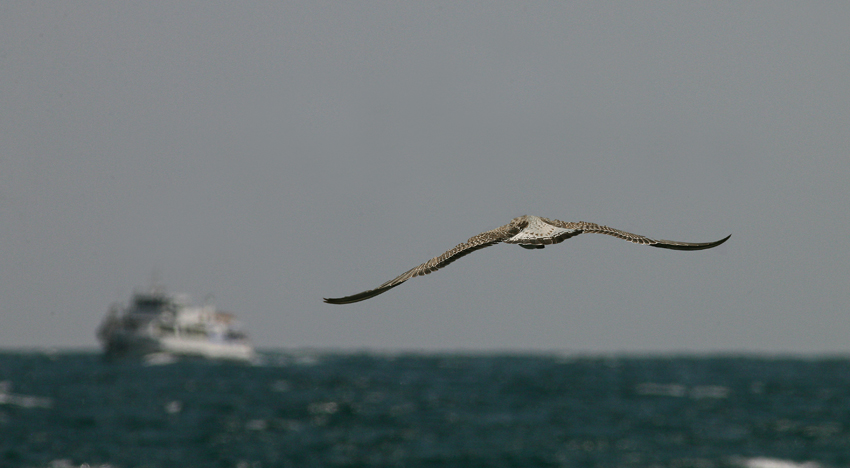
[324,215,730,304]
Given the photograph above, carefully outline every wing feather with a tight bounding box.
[544,219,731,251]
[323,222,520,304]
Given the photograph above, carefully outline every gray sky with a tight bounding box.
[2,2,848,353]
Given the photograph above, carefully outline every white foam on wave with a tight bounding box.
[43,459,115,468]
[736,457,822,468]
[0,380,53,409]
[142,352,178,366]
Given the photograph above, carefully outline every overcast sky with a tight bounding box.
[1,2,848,354]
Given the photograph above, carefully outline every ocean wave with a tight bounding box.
[734,457,822,468]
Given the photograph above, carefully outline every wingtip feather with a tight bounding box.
[323,283,404,304]
[651,233,731,251]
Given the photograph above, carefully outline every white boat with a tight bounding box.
[96,287,256,362]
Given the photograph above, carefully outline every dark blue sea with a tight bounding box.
[2,352,850,468]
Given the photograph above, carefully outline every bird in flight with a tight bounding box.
[324,215,730,304]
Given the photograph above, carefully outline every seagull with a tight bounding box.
[324,215,730,304]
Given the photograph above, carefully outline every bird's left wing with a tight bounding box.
[323,221,520,304]
[542,218,731,251]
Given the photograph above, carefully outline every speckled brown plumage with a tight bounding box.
[323,215,730,304]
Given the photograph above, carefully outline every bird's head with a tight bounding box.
[509,215,529,230]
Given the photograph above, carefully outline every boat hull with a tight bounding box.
[102,332,255,362]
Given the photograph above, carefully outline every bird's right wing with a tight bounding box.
[323,221,520,304]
